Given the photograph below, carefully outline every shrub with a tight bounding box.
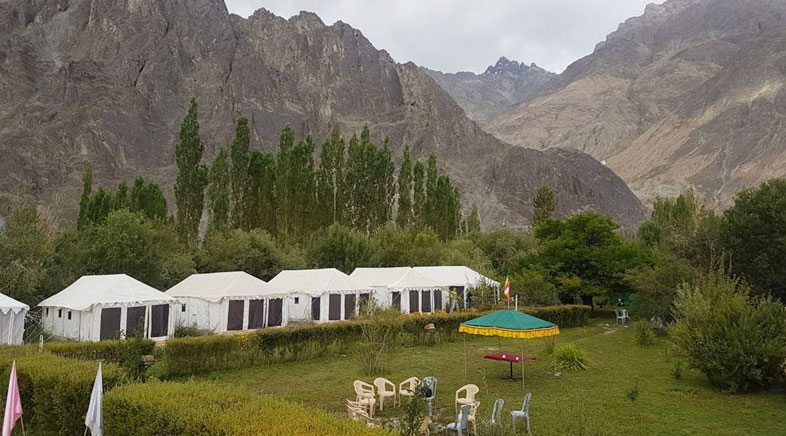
[671,271,786,392]
[626,383,640,402]
[173,324,206,338]
[47,337,155,379]
[633,321,655,346]
[104,381,389,436]
[0,353,124,434]
[553,343,588,371]
[520,305,590,328]
[671,361,684,380]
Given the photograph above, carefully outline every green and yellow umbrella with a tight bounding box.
[459,310,560,388]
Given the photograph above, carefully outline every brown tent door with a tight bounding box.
[248,300,265,329]
[227,300,245,331]
[434,291,443,311]
[100,307,121,340]
[151,304,170,337]
[311,297,321,320]
[329,294,341,320]
[421,290,432,313]
[359,293,370,313]
[391,292,401,310]
[409,290,419,313]
[344,294,356,320]
[267,298,283,327]
[125,306,146,338]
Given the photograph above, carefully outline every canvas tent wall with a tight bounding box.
[38,274,177,342]
[350,267,448,314]
[166,271,287,333]
[413,266,500,307]
[266,268,372,323]
[0,293,28,345]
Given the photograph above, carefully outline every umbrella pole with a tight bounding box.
[521,341,526,390]
[464,335,468,382]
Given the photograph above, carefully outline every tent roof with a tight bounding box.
[413,266,500,289]
[166,271,273,302]
[38,274,176,311]
[0,292,28,315]
[459,310,559,339]
[267,268,370,296]
[350,267,443,291]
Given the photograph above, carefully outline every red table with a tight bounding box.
[484,352,536,379]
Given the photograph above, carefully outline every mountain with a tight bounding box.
[0,0,645,228]
[486,0,786,208]
[423,57,554,125]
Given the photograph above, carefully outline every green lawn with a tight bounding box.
[201,321,786,435]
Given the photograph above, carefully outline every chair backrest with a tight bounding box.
[521,392,532,413]
[457,383,479,399]
[374,377,392,393]
[422,376,437,399]
[491,398,504,424]
[621,309,629,317]
[354,380,373,395]
[457,404,471,427]
[615,310,621,318]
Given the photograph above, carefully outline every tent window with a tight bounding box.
[311,297,321,321]
[227,300,245,331]
[100,307,122,340]
[58,309,62,318]
[248,300,265,329]
[151,304,170,337]
[267,298,283,327]
[344,294,356,320]
[391,292,401,310]
[294,297,299,304]
[434,290,443,311]
[421,290,432,313]
[181,304,186,312]
[409,290,419,313]
[67,311,72,320]
[328,294,341,321]
[45,308,49,316]
[126,306,146,338]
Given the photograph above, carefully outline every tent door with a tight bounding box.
[329,294,341,321]
[151,304,170,337]
[359,293,370,314]
[421,290,432,313]
[311,297,321,321]
[125,306,146,338]
[344,294,356,320]
[227,300,245,331]
[434,290,443,311]
[391,292,401,311]
[267,298,283,327]
[100,307,121,340]
[409,290,419,313]
[248,300,265,329]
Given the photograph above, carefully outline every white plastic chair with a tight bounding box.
[422,376,437,416]
[346,399,372,421]
[455,384,479,412]
[446,404,471,436]
[353,380,376,417]
[511,392,531,434]
[374,377,397,410]
[399,376,420,404]
[615,309,630,325]
[486,398,504,426]
[467,401,480,435]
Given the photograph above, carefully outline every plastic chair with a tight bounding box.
[422,376,437,416]
[399,377,420,404]
[511,392,531,434]
[446,404,471,436]
[353,380,376,417]
[615,310,630,325]
[467,401,480,435]
[486,399,504,425]
[374,377,397,410]
[455,384,479,412]
[346,399,372,421]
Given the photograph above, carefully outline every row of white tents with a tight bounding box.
[5,266,498,343]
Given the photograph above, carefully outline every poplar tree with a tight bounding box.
[77,165,93,230]
[275,124,295,237]
[532,185,557,227]
[466,204,481,233]
[130,177,167,221]
[396,144,413,228]
[230,116,251,230]
[174,98,208,244]
[317,126,345,227]
[424,154,438,228]
[413,160,426,227]
[207,148,230,232]
[248,150,276,234]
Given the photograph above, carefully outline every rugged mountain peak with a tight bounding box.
[483,56,545,77]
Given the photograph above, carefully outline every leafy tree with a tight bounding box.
[129,177,167,221]
[0,207,56,305]
[626,253,701,322]
[396,144,413,228]
[471,228,538,275]
[230,116,252,230]
[532,185,556,227]
[207,148,230,233]
[195,229,283,280]
[424,154,438,228]
[317,127,345,227]
[174,98,209,244]
[412,161,426,227]
[77,166,93,230]
[247,150,276,234]
[275,124,296,237]
[466,205,481,234]
[309,224,376,274]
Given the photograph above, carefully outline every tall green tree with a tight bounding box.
[317,126,345,227]
[247,150,277,234]
[207,148,230,233]
[77,166,93,230]
[275,124,296,237]
[174,98,208,244]
[230,116,252,230]
[425,154,438,228]
[396,144,413,228]
[0,207,56,305]
[466,205,481,234]
[412,160,425,227]
[129,177,167,221]
[532,185,556,227]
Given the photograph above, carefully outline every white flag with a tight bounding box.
[85,362,102,436]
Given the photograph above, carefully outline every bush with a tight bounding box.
[553,343,588,371]
[47,337,155,379]
[671,271,786,392]
[633,321,655,346]
[173,324,206,338]
[104,381,389,436]
[511,268,559,306]
[520,305,590,328]
[0,353,125,434]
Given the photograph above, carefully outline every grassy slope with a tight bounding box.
[201,321,786,435]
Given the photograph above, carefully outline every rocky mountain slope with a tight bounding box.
[423,57,553,125]
[0,0,645,228]
[487,0,786,208]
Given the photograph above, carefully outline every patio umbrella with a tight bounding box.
[459,310,559,388]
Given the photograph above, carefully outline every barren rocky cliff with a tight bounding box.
[0,0,645,227]
[486,0,786,208]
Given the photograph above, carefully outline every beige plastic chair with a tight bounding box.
[374,377,397,410]
[354,380,376,417]
[399,376,420,403]
[346,399,372,421]
[455,384,479,412]
[467,401,480,435]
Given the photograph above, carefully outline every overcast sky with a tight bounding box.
[225,0,662,73]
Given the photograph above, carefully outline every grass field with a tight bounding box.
[201,321,786,435]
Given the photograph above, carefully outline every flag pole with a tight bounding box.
[20,417,25,436]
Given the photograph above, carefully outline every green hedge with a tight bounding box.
[0,352,125,434]
[165,305,589,377]
[46,338,155,363]
[105,381,391,436]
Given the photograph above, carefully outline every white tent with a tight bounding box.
[413,266,501,307]
[266,268,372,323]
[350,267,448,314]
[0,293,28,345]
[38,274,177,342]
[166,271,288,333]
